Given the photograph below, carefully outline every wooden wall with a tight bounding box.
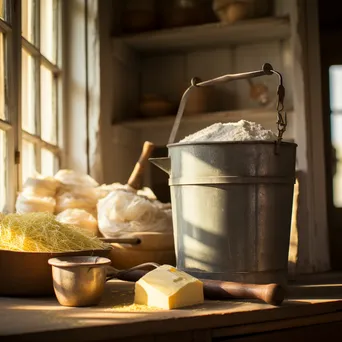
[98,0,330,275]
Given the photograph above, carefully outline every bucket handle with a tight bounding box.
[168,63,287,146]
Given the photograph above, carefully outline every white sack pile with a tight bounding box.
[97,188,172,238]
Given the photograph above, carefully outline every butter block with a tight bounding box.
[134,264,204,310]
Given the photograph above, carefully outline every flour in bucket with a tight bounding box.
[180,120,277,142]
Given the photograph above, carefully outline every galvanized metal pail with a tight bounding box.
[150,141,297,286]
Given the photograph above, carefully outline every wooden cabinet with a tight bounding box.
[110,0,294,187]
[97,0,329,276]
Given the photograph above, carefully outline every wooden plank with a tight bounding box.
[113,17,290,53]
[1,280,342,340]
[0,118,12,131]
[289,0,330,273]
[22,38,61,74]
[288,271,342,284]
[302,0,330,272]
[215,321,342,342]
[126,109,295,148]
[102,337,154,342]
[212,311,342,338]
[192,330,212,342]
[98,0,141,184]
[111,125,142,184]
[111,56,140,124]
[155,331,193,342]
[22,130,61,155]
[113,109,294,131]
[0,17,11,33]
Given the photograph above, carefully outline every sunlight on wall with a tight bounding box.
[0,130,6,211]
[329,66,342,207]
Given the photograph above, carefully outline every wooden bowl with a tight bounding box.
[184,86,212,115]
[139,95,174,117]
[122,10,157,34]
[214,1,251,24]
[213,0,272,24]
[108,232,176,269]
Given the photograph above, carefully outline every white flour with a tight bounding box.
[180,120,277,142]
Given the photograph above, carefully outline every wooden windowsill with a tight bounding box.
[112,16,290,53]
[1,273,342,341]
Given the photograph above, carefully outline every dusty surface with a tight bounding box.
[1,276,342,340]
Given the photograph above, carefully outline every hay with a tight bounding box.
[0,212,108,253]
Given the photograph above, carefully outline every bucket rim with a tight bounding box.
[167,140,298,148]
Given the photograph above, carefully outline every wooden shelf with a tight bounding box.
[113,108,293,130]
[112,16,290,53]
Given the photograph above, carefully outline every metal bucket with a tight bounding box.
[150,141,297,286]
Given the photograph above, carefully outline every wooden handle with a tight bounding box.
[203,279,285,306]
[127,141,155,190]
[100,238,141,245]
[116,270,285,306]
[117,269,148,282]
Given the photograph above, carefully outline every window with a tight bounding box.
[21,0,61,182]
[329,65,342,207]
[0,1,12,212]
[0,0,63,212]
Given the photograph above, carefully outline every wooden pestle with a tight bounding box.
[116,269,285,306]
[202,279,285,306]
[127,141,155,190]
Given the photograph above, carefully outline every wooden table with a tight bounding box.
[1,274,342,342]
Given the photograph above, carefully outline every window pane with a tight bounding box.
[330,65,342,207]
[329,66,342,111]
[22,49,36,134]
[40,0,56,62]
[0,130,6,212]
[0,0,5,20]
[22,0,36,44]
[0,32,5,120]
[41,148,56,176]
[41,65,56,144]
[331,114,342,208]
[22,140,36,185]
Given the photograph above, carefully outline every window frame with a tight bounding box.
[0,1,17,213]
[0,0,64,212]
[21,0,62,181]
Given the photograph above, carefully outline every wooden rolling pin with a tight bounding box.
[127,141,155,190]
[116,269,285,306]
